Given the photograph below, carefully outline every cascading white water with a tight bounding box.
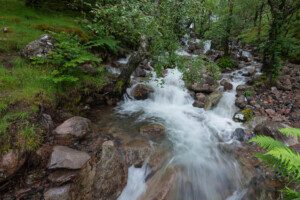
[117,66,250,200]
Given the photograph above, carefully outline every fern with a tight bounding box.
[86,37,119,53]
[250,135,285,151]
[279,128,300,138]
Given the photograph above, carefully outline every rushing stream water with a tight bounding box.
[115,62,256,200]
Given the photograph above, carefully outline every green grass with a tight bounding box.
[0,0,86,52]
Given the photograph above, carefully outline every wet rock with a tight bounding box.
[235,95,247,109]
[232,128,246,142]
[193,93,206,108]
[223,81,233,91]
[140,124,165,139]
[21,34,54,59]
[254,121,299,146]
[0,150,26,183]
[134,67,147,77]
[44,185,71,200]
[233,112,246,122]
[48,146,91,170]
[2,27,9,33]
[193,101,205,108]
[124,139,152,166]
[48,170,78,185]
[205,91,222,110]
[35,144,53,167]
[53,116,91,145]
[206,49,224,61]
[189,83,216,94]
[131,84,154,100]
[92,141,127,200]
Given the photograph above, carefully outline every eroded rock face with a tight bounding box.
[0,150,26,183]
[92,141,127,200]
[204,91,222,110]
[254,121,299,146]
[131,84,154,100]
[21,34,54,59]
[53,116,91,145]
[48,146,91,170]
[44,185,71,200]
[140,124,165,140]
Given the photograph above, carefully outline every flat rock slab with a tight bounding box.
[48,169,79,184]
[48,146,91,170]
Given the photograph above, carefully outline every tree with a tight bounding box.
[262,0,300,82]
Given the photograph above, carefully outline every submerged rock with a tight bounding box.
[140,124,165,139]
[48,146,91,170]
[53,116,91,145]
[21,34,54,59]
[204,91,222,110]
[131,84,154,100]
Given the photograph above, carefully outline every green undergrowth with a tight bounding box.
[0,0,86,52]
[217,56,238,71]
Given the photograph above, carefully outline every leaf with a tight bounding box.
[279,128,300,138]
[250,135,285,151]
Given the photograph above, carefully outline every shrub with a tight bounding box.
[217,56,237,71]
[242,108,254,121]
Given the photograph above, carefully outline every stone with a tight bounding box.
[195,93,206,102]
[131,84,154,100]
[124,139,152,166]
[254,121,299,146]
[40,113,54,130]
[189,83,215,94]
[48,146,91,170]
[193,100,205,108]
[236,85,253,97]
[233,112,246,123]
[232,128,246,142]
[223,81,233,91]
[140,124,165,139]
[220,79,229,86]
[134,67,147,77]
[0,150,26,183]
[204,91,222,110]
[53,116,91,145]
[21,34,55,59]
[48,170,78,185]
[44,185,71,200]
[265,109,276,116]
[235,95,247,109]
[92,141,127,200]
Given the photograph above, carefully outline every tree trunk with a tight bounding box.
[224,0,234,56]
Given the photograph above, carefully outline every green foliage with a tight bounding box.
[250,128,300,199]
[217,56,237,71]
[244,90,253,98]
[282,188,300,200]
[241,108,254,121]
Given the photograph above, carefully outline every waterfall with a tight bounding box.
[117,65,249,200]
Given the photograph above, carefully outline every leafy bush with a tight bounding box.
[250,128,300,199]
[217,56,237,71]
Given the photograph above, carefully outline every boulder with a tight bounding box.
[131,84,154,100]
[233,112,246,123]
[44,185,71,200]
[140,124,165,139]
[40,113,54,130]
[124,139,152,166]
[134,67,147,77]
[21,34,54,59]
[48,146,91,170]
[223,81,233,91]
[254,121,299,146]
[189,83,216,94]
[235,95,247,109]
[232,128,246,142]
[92,141,127,200]
[48,170,78,185]
[53,116,91,145]
[193,93,206,108]
[204,91,222,110]
[193,100,205,108]
[0,150,26,183]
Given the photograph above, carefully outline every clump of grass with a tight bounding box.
[242,108,254,122]
[217,56,238,71]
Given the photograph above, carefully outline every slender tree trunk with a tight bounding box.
[224,0,234,56]
[256,3,264,43]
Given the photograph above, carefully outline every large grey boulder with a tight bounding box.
[44,185,71,200]
[48,146,91,170]
[53,116,91,145]
[204,91,222,110]
[21,34,55,59]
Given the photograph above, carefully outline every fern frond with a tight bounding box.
[279,128,300,138]
[250,135,285,151]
